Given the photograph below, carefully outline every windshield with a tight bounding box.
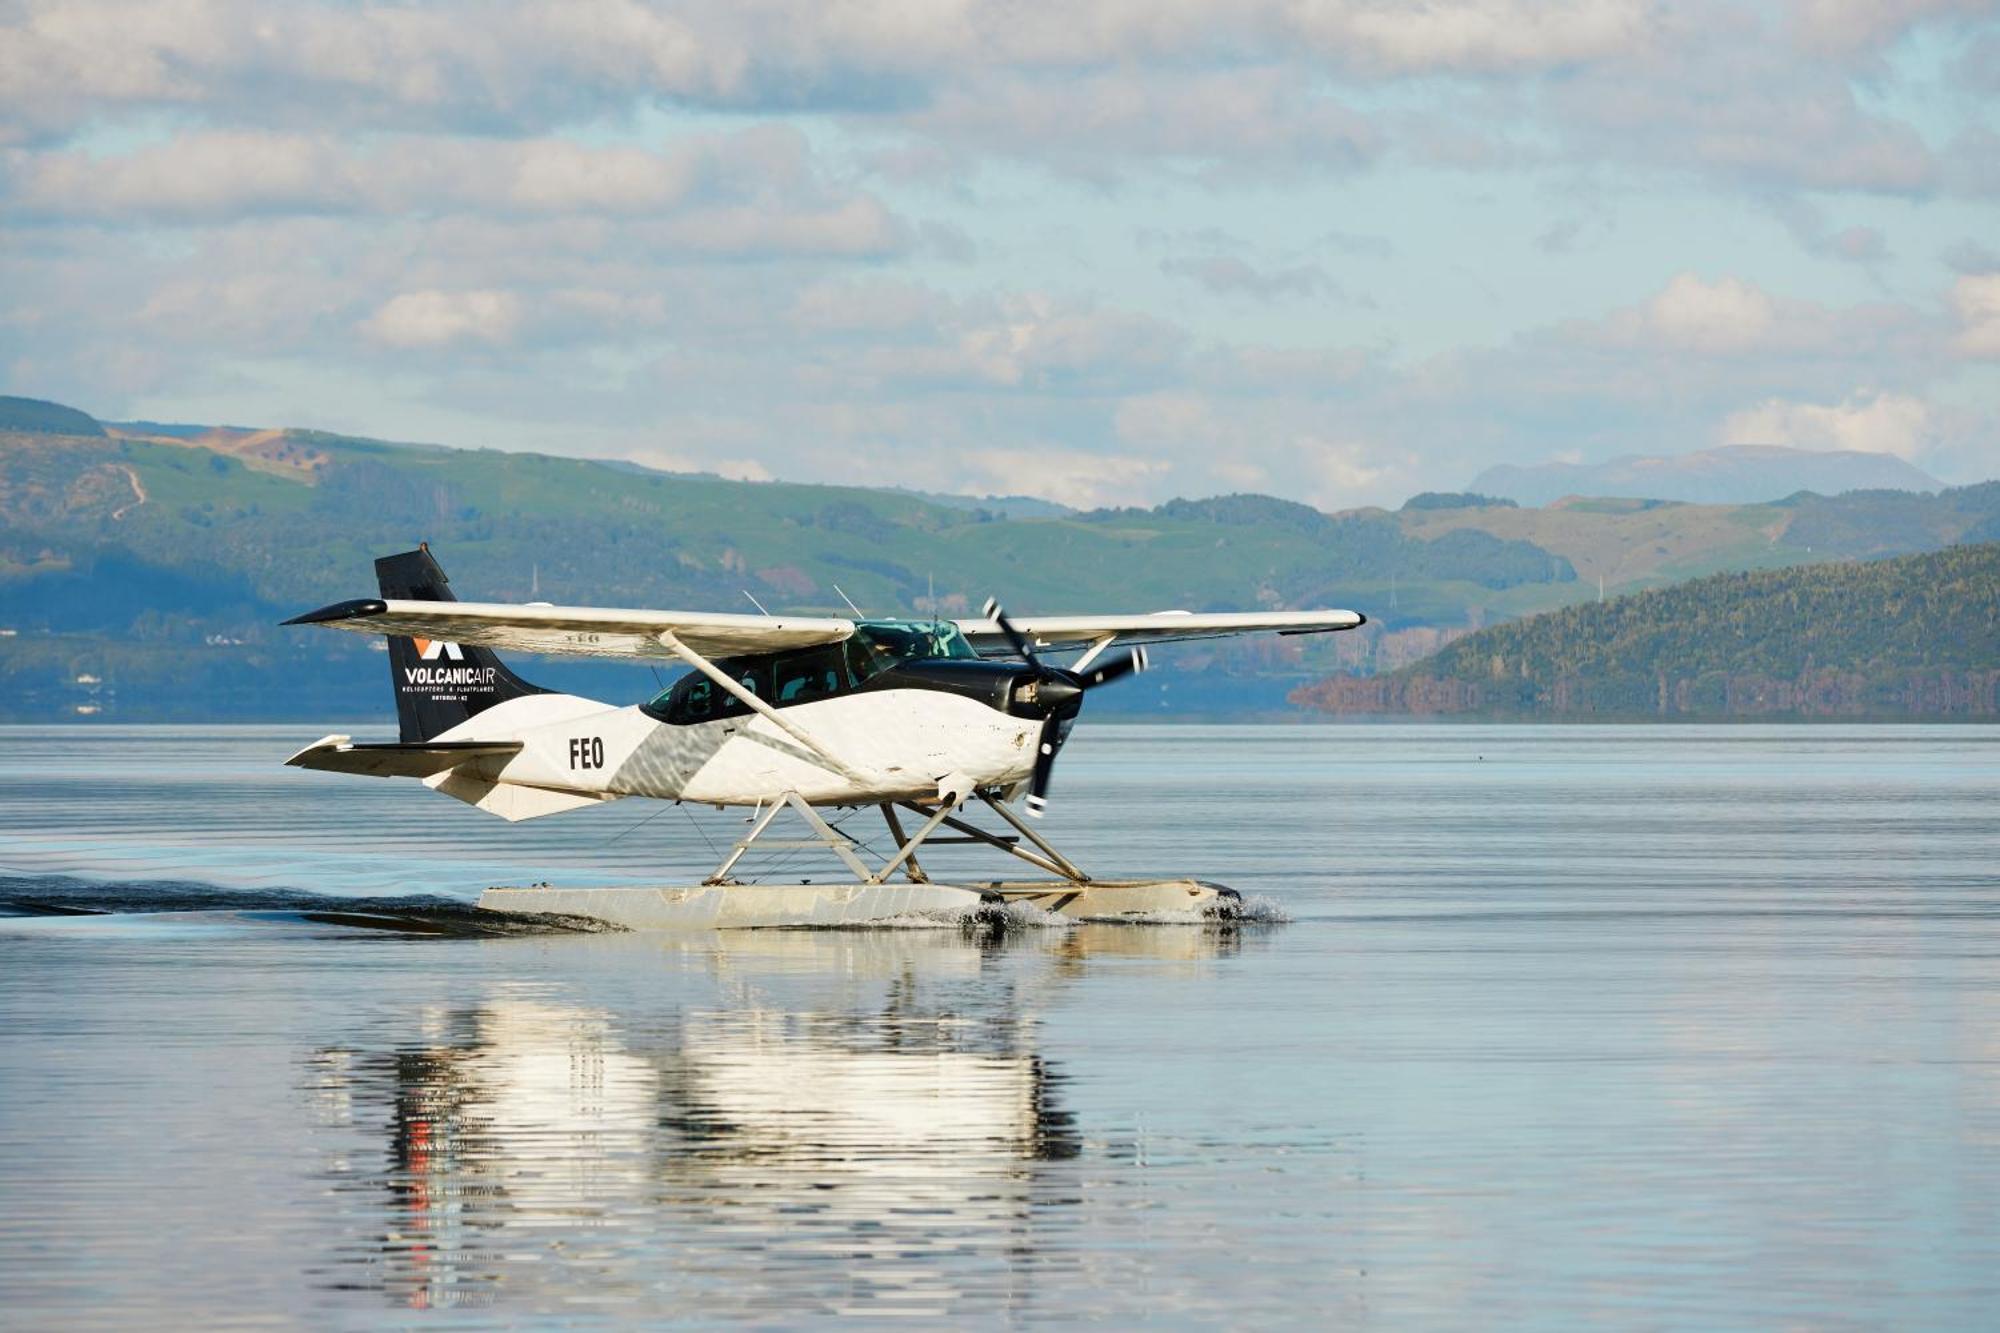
[849,619,979,681]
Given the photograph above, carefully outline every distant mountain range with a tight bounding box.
[1295,542,2000,718]
[3,394,1997,721]
[1472,445,1943,507]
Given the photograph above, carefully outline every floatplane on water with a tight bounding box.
[283,546,1365,928]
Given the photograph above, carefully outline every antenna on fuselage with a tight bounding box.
[743,590,771,616]
[832,584,866,618]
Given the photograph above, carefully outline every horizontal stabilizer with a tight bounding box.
[284,734,524,779]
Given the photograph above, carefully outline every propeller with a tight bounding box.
[984,598,1149,817]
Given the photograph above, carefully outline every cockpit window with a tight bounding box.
[848,620,978,682]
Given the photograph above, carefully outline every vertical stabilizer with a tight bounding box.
[376,546,546,742]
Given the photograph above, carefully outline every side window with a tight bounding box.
[655,657,796,724]
[774,647,846,705]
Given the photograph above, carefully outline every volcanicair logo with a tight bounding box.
[404,637,496,691]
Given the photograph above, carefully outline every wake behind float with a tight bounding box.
[283,544,1354,931]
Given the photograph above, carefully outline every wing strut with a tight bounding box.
[655,631,872,786]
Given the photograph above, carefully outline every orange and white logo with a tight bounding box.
[413,638,465,661]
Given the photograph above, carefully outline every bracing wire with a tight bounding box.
[602,801,670,848]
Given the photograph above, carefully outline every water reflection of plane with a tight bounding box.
[308,924,1258,1316]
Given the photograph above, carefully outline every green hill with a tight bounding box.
[0,414,1581,720]
[0,396,104,438]
[1294,543,2000,718]
[3,396,1998,722]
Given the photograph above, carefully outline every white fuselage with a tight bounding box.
[433,688,1043,809]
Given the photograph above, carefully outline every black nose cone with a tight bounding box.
[1016,672,1082,717]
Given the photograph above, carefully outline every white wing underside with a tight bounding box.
[292,599,1362,660]
[956,609,1364,654]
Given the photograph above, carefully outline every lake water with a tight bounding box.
[1,724,1996,1327]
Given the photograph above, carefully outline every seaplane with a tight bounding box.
[282,545,1364,928]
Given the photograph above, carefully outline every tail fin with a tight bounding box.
[377,545,546,742]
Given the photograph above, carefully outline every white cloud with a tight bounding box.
[1720,391,1936,459]
[3,1,1995,509]
[1292,434,1389,499]
[360,289,523,349]
[1297,0,1654,74]
[1111,391,1401,508]
[0,0,1656,148]
[963,446,1170,510]
[6,132,360,220]
[1644,274,1777,351]
[620,445,774,483]
[4,126,903,251]
[1952,274,2000,358]
[0,0,1982,202]
[910,65,1379,174]
[1783,0,1999,58]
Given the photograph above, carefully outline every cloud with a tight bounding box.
[360,289,523,349]
[908,66,1380,176]
[3,125,908,259]
[1110,390,1400,508]
[4,0,1996,511]
[1827,226,1890,263]
[0,0,1657,148]
[1783,0,2000,58]
[1,0,1985,201]
[1160,255,1339,301]
[1943,238,2000,274]
[1640,274,1778,351]
[1720,391,1936,459]
[961,447,1170,510]
[1953,274,2000,358]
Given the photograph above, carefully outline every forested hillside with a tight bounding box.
[0,413,1579,720]
[4,394,1999,721]
[1295,543,2000,718]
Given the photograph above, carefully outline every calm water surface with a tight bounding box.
[1,724,1996,1327]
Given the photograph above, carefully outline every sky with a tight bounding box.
[2,0,1997,509]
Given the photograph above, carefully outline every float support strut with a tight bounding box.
[872,797,961,885]
[705,792,875,885]
[980,792,1091,882]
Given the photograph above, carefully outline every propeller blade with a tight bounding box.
[981,596,1041,669]
[1077,646,1148,690]
[1024,714,1062,818]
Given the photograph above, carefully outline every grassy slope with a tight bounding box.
[1400,499,1797,587]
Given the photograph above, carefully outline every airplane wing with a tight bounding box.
[956,609,1365,655]
[283,597,854,659]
